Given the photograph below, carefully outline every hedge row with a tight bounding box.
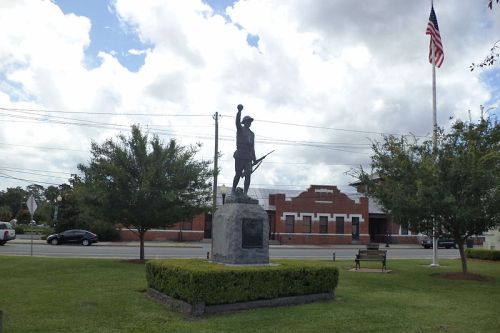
[146,259,339,305]
[466,248,500,261]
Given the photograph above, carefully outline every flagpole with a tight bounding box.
[431,32,440,267]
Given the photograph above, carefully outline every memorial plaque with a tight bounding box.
[242,218,263,248]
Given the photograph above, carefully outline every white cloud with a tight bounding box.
[0,0,498,193]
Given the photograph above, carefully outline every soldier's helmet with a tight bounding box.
[241,116,254,124]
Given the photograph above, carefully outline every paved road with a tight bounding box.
[0,240,462,260]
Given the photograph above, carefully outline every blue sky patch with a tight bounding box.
[480,68,500,118]
[54,0,151,72]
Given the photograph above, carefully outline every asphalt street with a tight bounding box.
[1,238,462,261]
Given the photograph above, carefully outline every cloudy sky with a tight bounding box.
[0,0,499,196]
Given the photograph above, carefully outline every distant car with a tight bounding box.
[421,235,457,249]
[0,221,16,245]
[46,229,98,246]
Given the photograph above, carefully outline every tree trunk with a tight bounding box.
[139,230,145,261]
[457,238,468,274]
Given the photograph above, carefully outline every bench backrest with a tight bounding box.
[358,249,387,256]
[366,243,380,250]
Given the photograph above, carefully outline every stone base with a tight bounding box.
[148,288,334,316]
[211,202,269,265]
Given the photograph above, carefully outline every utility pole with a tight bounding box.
[212,112,220,216]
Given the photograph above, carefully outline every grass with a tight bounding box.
[1,256,499,333]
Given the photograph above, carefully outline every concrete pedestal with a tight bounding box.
[211,201,269,265]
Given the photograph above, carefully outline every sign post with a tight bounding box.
[26,195,38,256]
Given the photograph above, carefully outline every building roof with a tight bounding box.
[217,186,302,210]
[217,186,373,212]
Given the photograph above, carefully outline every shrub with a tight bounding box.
[146,259,339,306]
[466,248,500,261]
[89,223,119,241]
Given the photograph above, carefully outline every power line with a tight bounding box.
[1,106,428,138]
[0,172,62,186]
[0,168,70,180]
[0,106,209,117]
[0,142,88,152]
[0,166,73,175]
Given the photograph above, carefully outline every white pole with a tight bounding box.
[430,36,440,267]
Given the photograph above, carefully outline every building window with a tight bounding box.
[285,215,295,233]
[336,216,344,234]
[319,216,328,234]
[303,216,312,233]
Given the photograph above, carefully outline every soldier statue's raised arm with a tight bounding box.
[231,104,256,196]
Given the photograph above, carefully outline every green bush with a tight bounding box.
[90,223,119,242]
[466,248,500,261]
[14,224,53,236]
[146,259,339,305]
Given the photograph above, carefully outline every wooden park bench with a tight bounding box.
[355,249,387,271]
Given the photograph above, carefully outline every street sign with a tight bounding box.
[26,195,38,216]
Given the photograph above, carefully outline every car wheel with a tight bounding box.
[51,238,59,245]
[82,239,90,246]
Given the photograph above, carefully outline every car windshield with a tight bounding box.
[0,223,12,229]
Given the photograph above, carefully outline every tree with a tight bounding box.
[78,125,213,260]
[0,187,27,217]
[26,184,46,202]
[0,205,12,221]
[470,1,500,70]
[354,117,500,274]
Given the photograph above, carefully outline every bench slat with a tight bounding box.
[355,248,387,270]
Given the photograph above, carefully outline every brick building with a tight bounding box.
[119,184,420,245]
[269,185,369,245]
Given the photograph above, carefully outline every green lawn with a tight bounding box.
[1,256,499,333]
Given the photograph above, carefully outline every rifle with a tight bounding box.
[241,150,275,178]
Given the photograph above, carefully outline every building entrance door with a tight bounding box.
[204,214,212,239]
[352,217,360,241]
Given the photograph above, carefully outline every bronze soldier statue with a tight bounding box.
[231,104,256,196]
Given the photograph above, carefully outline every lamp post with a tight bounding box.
[220,184,227,205]
[53,195,62,228]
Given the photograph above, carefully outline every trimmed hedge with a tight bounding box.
[466,248,500,261]
[146,259,339,306]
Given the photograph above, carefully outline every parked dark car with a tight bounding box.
[421,235,457,249]
[46,230,98,246]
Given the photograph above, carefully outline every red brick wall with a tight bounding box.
[272,185,370,245]
[118,214,206,242]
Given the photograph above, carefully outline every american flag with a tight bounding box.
[426,5,444,68]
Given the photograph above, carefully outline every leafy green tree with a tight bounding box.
[26,184,46,202]
[470,1,499,70]
[0,205,12,221]
[44,185,61,203]
[355,117,500,274]
[78,125,213,260]
[0,187,28,217]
